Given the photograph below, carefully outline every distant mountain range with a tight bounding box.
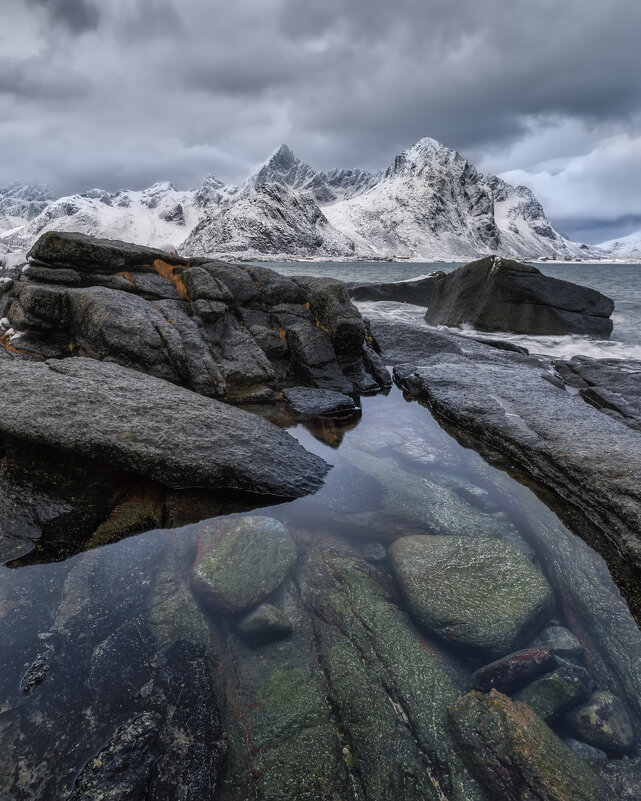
[0,138,629,261]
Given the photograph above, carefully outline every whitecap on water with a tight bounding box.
[357,301,641,361]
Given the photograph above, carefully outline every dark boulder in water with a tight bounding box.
[423,256,614,337]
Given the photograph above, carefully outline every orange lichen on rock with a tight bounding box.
[153,259,191,300]
[115,271,136,285]
[0,332,43,359]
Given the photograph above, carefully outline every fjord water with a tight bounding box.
[265,260,641,359]
[1,384,641,798]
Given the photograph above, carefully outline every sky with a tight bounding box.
[1,0,640,243]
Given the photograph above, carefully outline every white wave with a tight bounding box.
[357,300,641,361]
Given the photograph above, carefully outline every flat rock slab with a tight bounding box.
[190,516,297,614]
[348,274,440,306]
[282,386,357,417]
[0,357,329,498]
[389,535,553,657]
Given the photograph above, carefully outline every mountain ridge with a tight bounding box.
[0,138,609,261]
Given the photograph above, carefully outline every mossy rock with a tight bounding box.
[448,690,608,801]
[191,516,297,614]
[389,535,553,656]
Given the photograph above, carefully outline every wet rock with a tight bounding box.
[348,274,439,306]
[191,516,297,614]
[564,738,607,760]
[361,541,387,563]
[214,538,485,801]
[448,690,608,801]
[66,713,160,801]
[378,319,641,580]
[27,230,184,272]
[470,646,555,693]
[565,691,635,756]
[424,256,614,336]
[514,664,592,723]
[556,355,641,433]
[590,757,641,800]
[0,357,328,499]
[282,386,357,417]
[20,646,53,693]
[389,535,553,656]
[7,231,389,400]
[238,603,293,646]
[536,624,584,658]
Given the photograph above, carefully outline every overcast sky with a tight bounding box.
[1,0,640,243]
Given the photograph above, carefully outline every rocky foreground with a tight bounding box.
[1,233,640,801]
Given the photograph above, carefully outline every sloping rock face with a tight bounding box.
[0,357,328,499]
[1,231,389,401]
[423,256,614,336]
[372,320,641,581]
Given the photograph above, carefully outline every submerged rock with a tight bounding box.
[514,664,592,723]
[66,712,160,801]
[190,516,297,614]
[448,690,608,801]
[423,256,614,337]
[470,646,555,693]
[282,386,357,417]
[0,357,328,499]
[535,624,584,658]
[238,603,293,646]
[565,692,635,756]
[389,535,553,656]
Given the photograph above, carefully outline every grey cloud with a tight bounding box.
[26,0,99,33]
[1,0,641,240]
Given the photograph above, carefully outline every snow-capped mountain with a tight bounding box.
[183,181,357,260]
[247,144,379,203]
[3,179,236,253]
[0,182,55,234]
[323,139,595,260]
[597,230,641,260]
[1,137,603,261]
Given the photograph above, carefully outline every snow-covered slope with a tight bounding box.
[323,139,595,260]
[598,230,641,260]
[0,182,54,234]
[1,178,237,253]
[182,182,360,260]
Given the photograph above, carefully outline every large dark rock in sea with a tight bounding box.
[348,273,441,306]
[423,256,614,336]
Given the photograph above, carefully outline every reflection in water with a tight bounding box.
[1,385,640,798]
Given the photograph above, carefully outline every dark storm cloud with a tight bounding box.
[2,0,641,239]
[26,0,99,33]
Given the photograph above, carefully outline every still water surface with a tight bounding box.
[1,385,640,796]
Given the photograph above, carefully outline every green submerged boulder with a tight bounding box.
[190,516,297,614]
[389,535,553,656]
